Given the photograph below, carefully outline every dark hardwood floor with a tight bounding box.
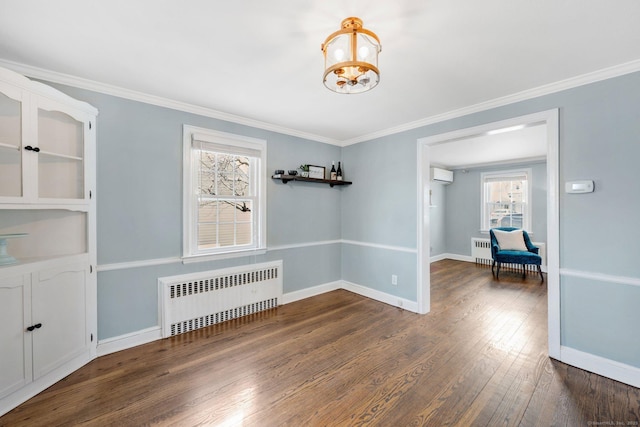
[2,260,639,426]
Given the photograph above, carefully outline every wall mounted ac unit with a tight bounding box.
[431,167,453,184]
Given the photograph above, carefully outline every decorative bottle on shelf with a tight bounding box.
[330,161,337,180]
[337,162,343,181]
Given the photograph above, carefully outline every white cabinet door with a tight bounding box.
[31,262,88,380]
[35,97,90,203]
[0,81,27,203]
[0,81,93,205]
[0,274,32,399]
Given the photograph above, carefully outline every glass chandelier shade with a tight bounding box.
[322,17,381,94]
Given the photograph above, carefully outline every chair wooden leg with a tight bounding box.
[492,260,496,275]
[522,264,526,279]
[538,265,544,283]
[496,262,501,279]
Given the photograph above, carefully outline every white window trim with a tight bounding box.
[480,168,532,233]
[182,125,267,262]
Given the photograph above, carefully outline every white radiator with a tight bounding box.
[471,237,546,271]
[158,260,283,338]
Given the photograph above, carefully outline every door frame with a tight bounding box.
[416,109,560,358]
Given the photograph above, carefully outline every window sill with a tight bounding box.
[182,248,267,264]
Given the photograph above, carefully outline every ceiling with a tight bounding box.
[430,124,547,169]
[1,1,640,144]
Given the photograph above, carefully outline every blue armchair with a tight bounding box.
[490,227,543,283]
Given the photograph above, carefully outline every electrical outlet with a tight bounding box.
[391,274,398,285]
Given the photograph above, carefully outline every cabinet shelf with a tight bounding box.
[39,150,83,161]
[272,174,352,187]
[0,141,19,150]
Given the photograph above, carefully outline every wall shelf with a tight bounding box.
[272,175,352,187]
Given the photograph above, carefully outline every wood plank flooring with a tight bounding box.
[2,259,639,426]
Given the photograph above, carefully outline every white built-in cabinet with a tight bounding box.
[0,66,97,416]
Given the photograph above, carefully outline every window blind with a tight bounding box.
[192,134,262,158]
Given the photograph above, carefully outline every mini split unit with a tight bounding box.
[430,167,453,184]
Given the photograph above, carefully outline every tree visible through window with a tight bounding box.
[183,125,266,259]
[197,151,253,249]
[481,169,531,232]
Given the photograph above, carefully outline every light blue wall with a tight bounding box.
[341,136,418,300]
[429,182,447,256]
[44,70,640,369]
[561,276,640,367]
[341,71,640,368]
[445,162,547,256]
[45,83,344,340]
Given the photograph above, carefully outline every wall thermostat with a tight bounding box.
[565,180,594,193]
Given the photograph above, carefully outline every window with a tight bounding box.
[183,125,266,260]
[481,169,531,232]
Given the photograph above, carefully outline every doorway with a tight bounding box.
[416,109,560,358]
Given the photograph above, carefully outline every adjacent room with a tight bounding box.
[1,1,640,425]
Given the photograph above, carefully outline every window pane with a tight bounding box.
[199,152,216,196]
[235,201,252,222]
[234,156,250,197]
[197,199,254,249]
[198,223,217,250]
[217,172,235,196]
[484,173,528,230]
[188,129,263,256]
[218,222,235,247]
[236,222,252,245]
[213,153,232,173]
[198,200,218,221]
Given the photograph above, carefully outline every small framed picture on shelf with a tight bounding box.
[308,165,325,179]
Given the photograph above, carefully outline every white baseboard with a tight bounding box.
[96,279,418,357]
[429,253,448,263]
[441,253,474,263]
[91,286,639,392]
[281,280,342,305]
[341,280,419,313]
[0,351,93,417]
[432,253,548,273]
[560,345,640,388]
[97,326,162,357]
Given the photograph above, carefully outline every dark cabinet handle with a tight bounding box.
[24,146,40,152]
[26,323,43,332]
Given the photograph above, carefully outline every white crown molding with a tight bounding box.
[342,59,640,146]
[3,58,640,147]
[0,59,341,146]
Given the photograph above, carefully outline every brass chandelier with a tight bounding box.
[321,17,381,94]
